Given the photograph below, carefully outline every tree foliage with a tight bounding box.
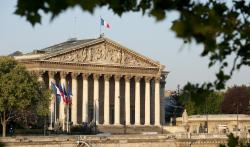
[221,85,250,114]
[14,0,250,90]
[220,133,239,147]
[179,82,224,115]
[220,132,250,147]
[0,56,50,137]
[164,94,184,123]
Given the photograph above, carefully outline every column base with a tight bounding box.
[102,123,111,126]
[134,123,141,126]
[48,125,53,130]
[125,123,131,126]
[114,123,123,126]
[132,124,143,127]
[154,123,161,126]
[144,123,151,126]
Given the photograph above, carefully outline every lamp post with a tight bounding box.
[205,96,208,133]
[236,103,242,133]
[234,102,242,134]
[66,102,70,133]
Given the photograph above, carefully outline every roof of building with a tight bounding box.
[14,36,169,71]
[30,38,96,54]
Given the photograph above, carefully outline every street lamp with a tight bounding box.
[205,96,208,133]
[237,103,242,133]
[234,102,242,134]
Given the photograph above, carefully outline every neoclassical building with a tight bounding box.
[15,36,168,128]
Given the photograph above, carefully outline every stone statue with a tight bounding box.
[182,109,188,125]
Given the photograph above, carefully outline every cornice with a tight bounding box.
[21,60,160,70]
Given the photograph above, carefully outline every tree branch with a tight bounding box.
[230,54,239,76]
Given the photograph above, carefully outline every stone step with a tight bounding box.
[97,125,169,134]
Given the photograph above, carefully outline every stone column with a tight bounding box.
[37,71,44,82]
[114,75,121,125]
[71,73,78,125]
[103,74,111,125]
[135,76,141,125]
[60,72,67,131]
[48,71,55,130]
[154,77,160,126]
[82,73,89,123]
[145,77,151,125]
[125,76,131,125]
[160,76,166,125]
[32,70,44,82]
[93,74,100,125]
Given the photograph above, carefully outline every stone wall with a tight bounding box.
[0,135,227,147]
[176,114,250,134]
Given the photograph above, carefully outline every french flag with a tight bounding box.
[57,84,66,103]
[101,18,111,29]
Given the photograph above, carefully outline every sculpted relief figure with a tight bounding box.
[92,46,106,62]
[85,48,92,62]
[78,49,87,62]
[47,44,151,67]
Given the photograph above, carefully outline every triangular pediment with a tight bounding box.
[41,38,160,68]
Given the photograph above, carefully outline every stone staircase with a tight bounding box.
[97,125,169,134]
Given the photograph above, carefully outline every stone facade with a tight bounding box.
[15,36,168,129]
[176,114,250,134]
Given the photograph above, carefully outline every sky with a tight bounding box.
[0,0,249,90]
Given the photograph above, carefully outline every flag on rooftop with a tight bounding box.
[100,18,111,29]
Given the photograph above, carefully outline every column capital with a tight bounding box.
[48,71,56,77]
[71,72,80,79]
[104,74,111,81]
[144,76,152,82]
[82,73,89,79]
[31,70,45,76]
[93,73,101,80]
[134,76,142,82]
[154,77,161,82]
[114,75,121,81]
[124,75,132,81]
[60,71,69,77]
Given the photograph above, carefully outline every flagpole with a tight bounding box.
[67,103,69,133]
[49,97,53,130]
[99,15,102,37]
[66,81,70,133]
[54,97,57,124]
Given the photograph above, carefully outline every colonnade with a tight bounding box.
[41,71,163,126]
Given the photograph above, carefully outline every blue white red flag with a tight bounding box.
[51,82,62,103]
[51,82,60,95]
[100,18,111,29]
[57,84,66,103]
[63,84,72,104]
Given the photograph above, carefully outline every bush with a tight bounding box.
[219,133,250,147]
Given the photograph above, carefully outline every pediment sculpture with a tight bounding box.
[45,44,157,67]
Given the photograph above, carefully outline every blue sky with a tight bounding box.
[0,0,249,90]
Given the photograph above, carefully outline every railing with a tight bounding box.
[174,133,227,139]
